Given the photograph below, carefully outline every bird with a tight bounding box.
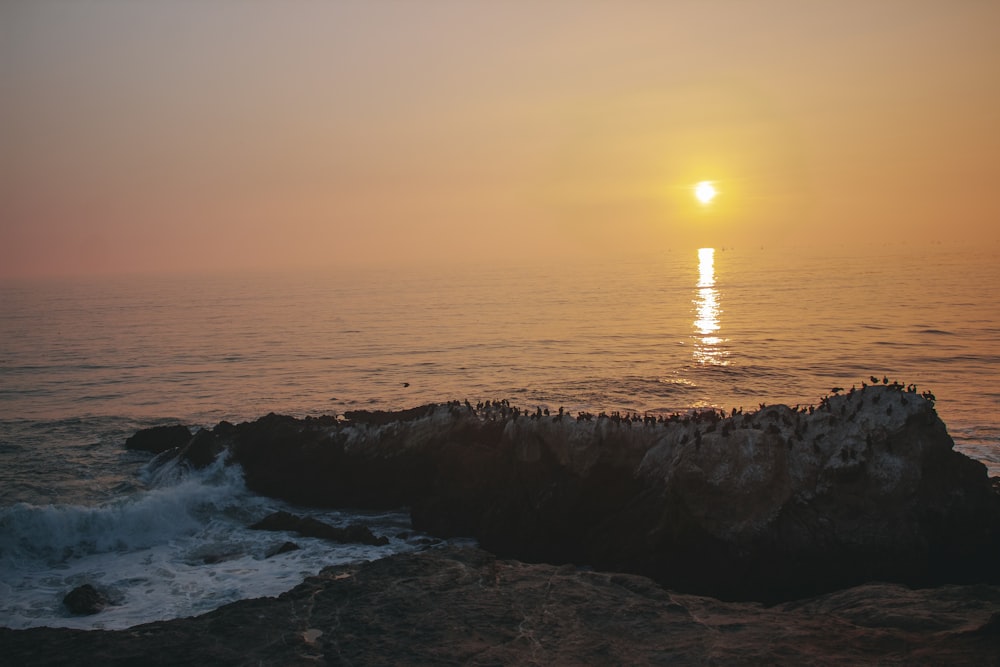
[402,382,410,388]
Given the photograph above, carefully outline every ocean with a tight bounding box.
[1,243,998,629]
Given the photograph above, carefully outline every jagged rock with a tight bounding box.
[219,413,358,507]
[139,387,1000,602]
[124,425,191,454]
[343,404,438,426]
[6,548,999,665]
[250,511,389,547]
[63,584,109,616]
[178,428,223,468]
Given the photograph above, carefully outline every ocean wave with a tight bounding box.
[0,448,423,630]
[0,456,247,564]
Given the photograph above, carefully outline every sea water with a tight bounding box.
[0,454,422,630]
[1,243,998,628]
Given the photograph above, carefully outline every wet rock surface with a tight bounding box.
[62,584,110,616]
[264,541,300,558]
[249,511,389,546]
[4,547,999,666]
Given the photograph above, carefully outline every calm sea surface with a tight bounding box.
[1,243,998,628]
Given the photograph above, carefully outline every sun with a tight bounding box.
[694,181,717,204]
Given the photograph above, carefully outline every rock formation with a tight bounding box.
[143,384,1000,603]
[62,584,110,616]
[124,424,191,454]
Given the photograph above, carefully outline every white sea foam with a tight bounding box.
[0,454,424,630]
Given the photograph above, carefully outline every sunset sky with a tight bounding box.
[2,1,999,278]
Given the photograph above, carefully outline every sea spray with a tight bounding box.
[0,450,424,630]
[0,453,241,564]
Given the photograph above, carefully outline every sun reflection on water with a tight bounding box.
[693,247,728,365]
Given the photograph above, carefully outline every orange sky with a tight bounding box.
[2,1,999,278]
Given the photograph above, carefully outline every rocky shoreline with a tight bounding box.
[3,547,999,665]
[4,384,1000,664]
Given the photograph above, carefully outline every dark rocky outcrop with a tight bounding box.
[249,511,389,546]
[342,404,439,426]
[177,428,224,469]
[138,386,1000,603]
[6,547,999,666]
[124,425,191,454]
[62,584,110,616]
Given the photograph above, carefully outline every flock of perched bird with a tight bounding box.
[335,377,937,465]
[427,376,934,434]
[832,375,935,402]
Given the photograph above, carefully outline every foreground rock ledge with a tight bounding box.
[2,547,998,666]
[151,384,1000,602]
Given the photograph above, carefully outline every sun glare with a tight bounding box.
[694,181,717,204]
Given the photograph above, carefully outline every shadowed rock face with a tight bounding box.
[3,547,999,666]
[62,585,110,616]
[158,386,999,602]
[124,424,191,454]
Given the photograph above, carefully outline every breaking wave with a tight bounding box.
[0,453,423,631]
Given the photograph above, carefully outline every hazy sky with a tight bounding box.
[2,1,999,277]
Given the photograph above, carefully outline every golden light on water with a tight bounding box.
[693,247,727,365]
[696,247,715,289]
